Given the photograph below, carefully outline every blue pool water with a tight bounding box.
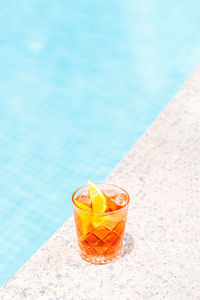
[1,0,200,286]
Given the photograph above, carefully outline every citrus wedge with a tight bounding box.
[88,180,107,213]
[74,200,92,212]
[74,200,92,236]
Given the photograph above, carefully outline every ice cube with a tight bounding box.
[76,190,91,207]
[115,194,127,207]
[106,196,118,212]
[104,189,118,198]
[80,189,89,196]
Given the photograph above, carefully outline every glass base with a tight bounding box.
[80,249,122,265]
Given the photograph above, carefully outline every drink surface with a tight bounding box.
[73,186,129,264]
[76,188,128,212]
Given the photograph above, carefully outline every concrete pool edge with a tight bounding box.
[0,65,200,299]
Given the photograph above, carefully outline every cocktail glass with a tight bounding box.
[72,183,130,264]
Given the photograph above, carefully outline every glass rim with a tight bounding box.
[72,183,130,216]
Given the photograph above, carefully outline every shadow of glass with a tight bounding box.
[122,232,135,257]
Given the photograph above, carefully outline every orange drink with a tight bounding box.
[72,182,129,264]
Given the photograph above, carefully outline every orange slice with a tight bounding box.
[88,180,107,213]
[74,200,92,212]
[74,200,92,236]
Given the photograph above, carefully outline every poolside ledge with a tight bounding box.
[1,66,200,299]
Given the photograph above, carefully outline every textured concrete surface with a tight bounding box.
[1,65,200,299]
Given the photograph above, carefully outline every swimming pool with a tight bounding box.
[1,0,200,286]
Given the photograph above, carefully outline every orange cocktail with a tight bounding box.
[72,183,129,264]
